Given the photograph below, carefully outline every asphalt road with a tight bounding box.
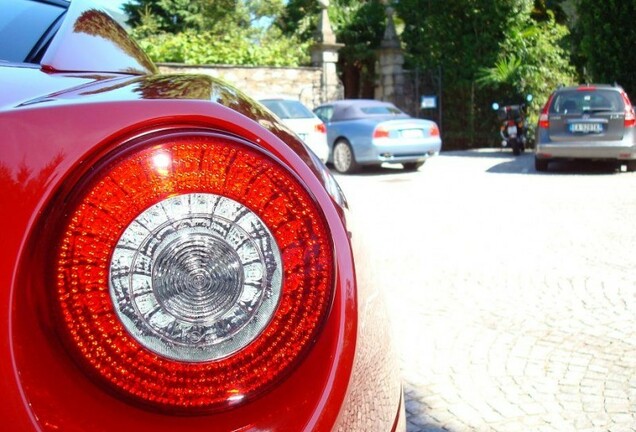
[334,150,636,432]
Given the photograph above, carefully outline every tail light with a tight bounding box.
[429,124,440,136]
[53,131,334,412]
[538,94,555,129]
[373,126,389,139]
[625,110,636,128]
[621,92,636,128]
[315,122,326,134]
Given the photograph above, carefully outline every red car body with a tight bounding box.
[0,1,404,431]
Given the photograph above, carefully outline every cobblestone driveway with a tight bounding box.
[335,150,636,432]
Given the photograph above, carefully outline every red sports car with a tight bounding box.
[0,0,405,430]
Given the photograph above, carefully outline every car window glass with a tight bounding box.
[261,100,314,119]
[315,107,333,123]
[0,0,66,63]
[551,90,624,114]
[360,106,403,115]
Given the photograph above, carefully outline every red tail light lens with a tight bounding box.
[621,92,636,128]
[54,132,334,411]
[315,122,326,134]
[373,126,389,139]
[538,94,554,129]
[429,124,440,136]
[625,110,636,128]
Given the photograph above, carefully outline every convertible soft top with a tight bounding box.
[330,99,408,121]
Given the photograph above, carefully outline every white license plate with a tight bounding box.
[570,123,603,133]
[507,125,518,136]
[401,129,424,139]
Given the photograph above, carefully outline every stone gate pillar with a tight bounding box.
[375,6,405,108]
[311,0,343,104]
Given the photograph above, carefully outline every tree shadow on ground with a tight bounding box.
[403,381,456,432]
[486,153,623,175]
[329,163,419,177]
[442,148,521,159]
[441,149,623,175]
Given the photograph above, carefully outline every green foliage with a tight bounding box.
[478,13,575,139]
[478,13,575,104]
[124,0,307,66]
[396,0,575,148]
[278,0,386,51]
[275,0,319,42]
[396,0,532,84]
[123,0,236,34]
[330,1,386,62]
[123,0,634,149]
[134,28,310,66]
[331,1,386,96]
[575,0,636,97]
[476,56,524,90]
[532,0,569,23]
[278,0,386,97]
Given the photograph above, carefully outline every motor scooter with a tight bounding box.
[492,95,532,156]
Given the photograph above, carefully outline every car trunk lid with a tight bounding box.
[373,119,439,140]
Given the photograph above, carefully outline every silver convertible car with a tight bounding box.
[314,99,442,173]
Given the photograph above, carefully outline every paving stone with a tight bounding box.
[336,151,636,432]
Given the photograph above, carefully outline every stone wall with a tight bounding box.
[158,63,324,109]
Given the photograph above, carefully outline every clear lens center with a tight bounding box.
[109,193,282,362]
[153,233,243,323]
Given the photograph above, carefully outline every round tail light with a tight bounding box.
[53,131,334,411]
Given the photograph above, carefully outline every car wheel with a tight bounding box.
[333,140,358,174]
[624,160,636,172]
[535,157,549,172]
[511,139,521,156]
[403,161,425,171]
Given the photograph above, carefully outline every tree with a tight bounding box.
[395,0,536,147]
[123,0,309,66]
[395,0,575,149]
[477,12,575,103]
[396,0,529,85]
[277,0,386,98]
[575,0,636,98]
[124,0,284,33]
[330,1,386,98]
[275,0,320,42]
[477,11,575,138]
[532,0,569,23]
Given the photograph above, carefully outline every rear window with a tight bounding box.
[260,99,314,120]
[360,106,403,115]
[550,89,625,114]
[0,0,65,63]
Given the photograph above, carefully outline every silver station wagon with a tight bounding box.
[535,84,636,172]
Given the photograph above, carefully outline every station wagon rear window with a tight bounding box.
[550,89,624,115]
